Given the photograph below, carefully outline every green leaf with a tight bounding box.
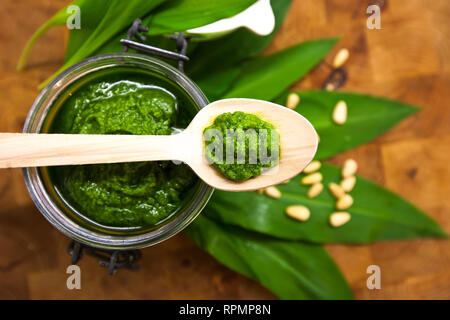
[144,0,257,35]
[31,0,258,88]
[42,0,167,88]
[186,214,353,300]
[63,0,120,62]
[193,67,242,101]
[66,0,167,61]
[17,0,168,72]
[58,0,286,100]
[222,38,338,100]
[73,0,258,59]
[205,163,447,244]
[85,0,260,61]
[64,0,256,61]
[276,90,419,159]
[186,0,293,100]
[188,0,293,75]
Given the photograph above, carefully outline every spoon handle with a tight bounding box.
[0,133,183,168]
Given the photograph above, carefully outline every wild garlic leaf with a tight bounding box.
[74,0,165,55]
[44,0,168,87]
[186,0,293,99]
[186,214,353,300]
[222,39,338,100]
[39,0,259,88]
[275,90,419,159]
[144,0,258,35]
[18,0,168,73]
[63,0,120,62]
[188,0,293,76]
[205,163,447,243]
[88,0,260,60]
[193,67,242,101]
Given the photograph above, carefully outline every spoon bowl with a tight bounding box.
[180,98,318,191]
[0,98,318,191]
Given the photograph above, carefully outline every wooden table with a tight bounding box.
[0,0,449,299]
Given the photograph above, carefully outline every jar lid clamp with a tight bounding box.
[121,18,190,72]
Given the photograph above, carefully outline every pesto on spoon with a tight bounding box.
[204,111,280,182]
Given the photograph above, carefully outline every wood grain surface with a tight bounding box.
[0,0,449,299]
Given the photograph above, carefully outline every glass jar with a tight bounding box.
[23,53,214,250]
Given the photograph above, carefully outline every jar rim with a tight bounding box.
[23,52,214,249]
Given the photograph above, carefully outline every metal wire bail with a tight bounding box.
[121,18,190,72]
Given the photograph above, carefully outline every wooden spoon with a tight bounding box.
[0,98,318,191]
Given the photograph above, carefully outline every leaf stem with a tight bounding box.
[17,20,55,71]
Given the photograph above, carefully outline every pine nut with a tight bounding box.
[285,205,310,222]
[332,48,350,68]
[281,179,291,184]
[301,172,323,185]
[286,93,300,109]
[325,83,335,91]
[341,176,356,192]
[342,159,358,178]
[328,182,345,199]
[336,194,353,210]
[307,183,323,198]
[332,100,347,125]
[303,160,321,173]
[265,186,281,199]
[257,188,265,195]
[329,212,351,227]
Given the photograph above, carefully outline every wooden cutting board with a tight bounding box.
[0,0,449,299]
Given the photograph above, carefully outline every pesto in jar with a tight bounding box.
[45,70,198,228]
[204,111,280,181]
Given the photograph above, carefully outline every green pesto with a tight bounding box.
[204,111,280,182]
[48,72,196,228]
